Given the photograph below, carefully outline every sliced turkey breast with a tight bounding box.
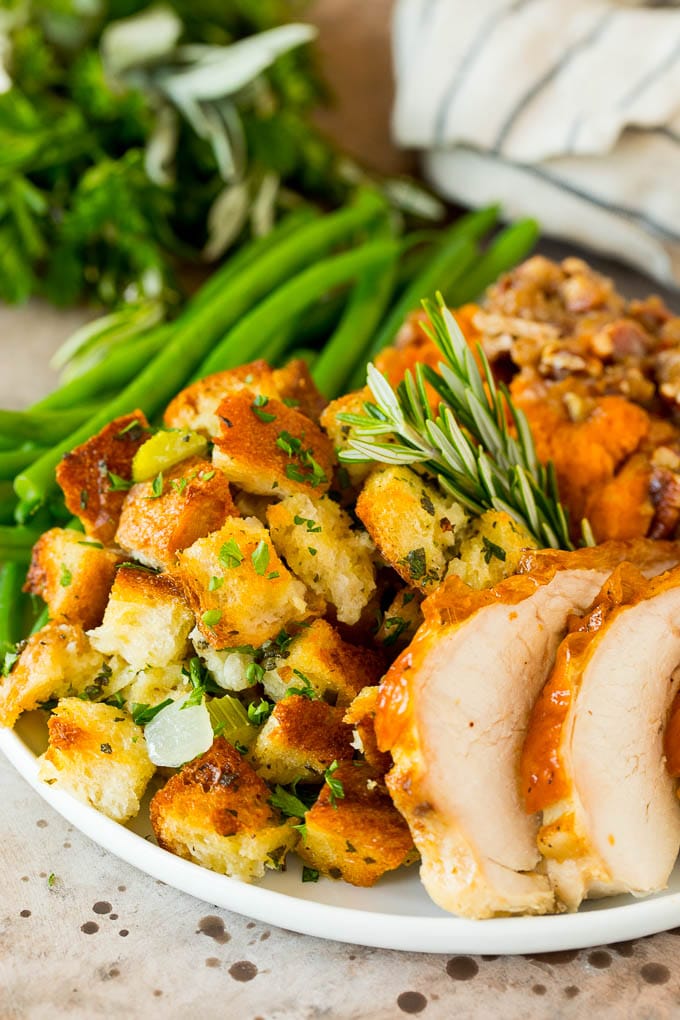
[522,563,680,911]
[375,540,680,920]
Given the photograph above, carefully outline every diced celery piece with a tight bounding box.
[132,428,208,482]
[207,694,257,747]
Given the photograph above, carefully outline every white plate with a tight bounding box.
[4,713,680,954]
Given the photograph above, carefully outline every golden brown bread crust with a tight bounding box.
[175,517,312,649]
[24,527,121,630]
[213,392,335,498]
[163,359,326,436]
[267,619,385,708]
[56,411,150,543]
[255,695,354,777]
[151,737,279,840]
[115,456,238,569]
[297,762,415,886]
[344,686,392,776]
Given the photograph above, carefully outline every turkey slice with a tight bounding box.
[522,562,680,910]
[375,540,680,919]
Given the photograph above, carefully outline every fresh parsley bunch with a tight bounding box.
[0,0,344,307]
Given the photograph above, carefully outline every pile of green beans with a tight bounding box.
[0,196,539,644]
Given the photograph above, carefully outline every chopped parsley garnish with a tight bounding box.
[208,575,224,591]
[47,873,57,889]
[307,546,317,557]
[401,547,426,581]
[482,536,507,564]
[245,662,264,686]
[285,669,318,700]
[219,539,244,569]
[105,691,125,710]
[59,563,72,588]
[270,785,309,818]
[252,394,277,423]
[251,540,270,576]
[420,492,435,516]
[302,867,319,883]
[202,609,222,629]
[116,420,145,441]
[282,397,300,408]
[79,489,89,510]
[324,760,345,808]
[293,514,322,533]
[2,648,19,676]
[77,540,103,549]
[199,470,215,481]
[247,699,273,726]
[382,616,409,648]
[100,743,113,755]
[147,472,164,499]
[131,699,173,726]
[107,471,133,491]
[276,430,302,456]
[171,477,188,495]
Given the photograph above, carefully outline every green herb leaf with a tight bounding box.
[219,539,244,569]
[107,471,133,492]
[147,472,164,498]
[202,609,222,628]
[270,785,309,818]
[324,759,345,808]
[59,563,73,587]
[482,536,507,564]
[301,866,319,883]
[208,575,224,591]
[251,540,270,576]
[246,662,264,685]
[293,514,321,533]
[252,394,276,423]
[247,698,273,726]
[131,699,173,725]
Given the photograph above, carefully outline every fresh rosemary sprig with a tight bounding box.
[339,299,590,551]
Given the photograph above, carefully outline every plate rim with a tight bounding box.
[3,725,680,955]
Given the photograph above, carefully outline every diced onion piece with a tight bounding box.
[144,694,213,767]
[132,428,208,482]
[207,694,256,747]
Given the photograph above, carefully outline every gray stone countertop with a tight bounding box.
[2,295,680,1020]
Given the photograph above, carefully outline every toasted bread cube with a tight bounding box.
[266,493,376,625]
[356,466,469,591]
[88,567,194,669]
[56,411,150,543]
[38,699,155,823]
[446,510,537,590]
[297,763,415,886]
[164,359,327,437]
[115,457,238,570]
[176,517,313,649]
[262,619,383,707]
[212,393,335,498]
[150,737,297,880]
[375,588,424,653]
[271,360,327,423]
[320,389,372,486]
[344,686,392,775]
[24,527,121,630]
[118,663,189,710]
[163,361,277,437]
[251,695,354,785]
[0,621,105,727]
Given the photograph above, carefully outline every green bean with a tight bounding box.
[448,219,540,306]
[0,562,24,657]
[33,210,321,412]
[312,256,397,398]
[0,448,46,481]
[15,190,388,506]
[347,235,478,391]
[0,481,17,525]
[0,525,43,549]
[29,604,49,634]
[358,205,498,360]
[196,240,400,378]
[33,328,170,411]
[0,404,100,443]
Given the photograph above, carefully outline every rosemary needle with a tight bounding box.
[339,298,591,552]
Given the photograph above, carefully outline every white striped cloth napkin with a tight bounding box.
[392,0,680,287]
